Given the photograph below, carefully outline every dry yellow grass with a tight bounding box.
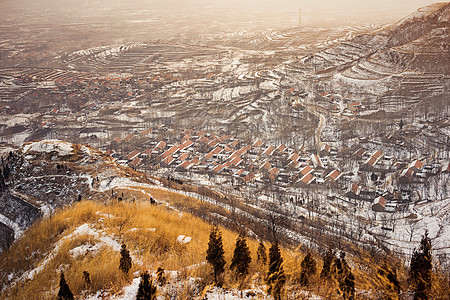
[0,197,264,299]
[1,185,447,299]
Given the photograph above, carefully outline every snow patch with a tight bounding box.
[22,140,73,157]
[109,277,140,300]
[176,235,192,244]
[0,212,23,240]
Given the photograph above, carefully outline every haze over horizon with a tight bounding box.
[1,0,447,28]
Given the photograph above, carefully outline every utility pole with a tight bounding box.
[298,9,302,27]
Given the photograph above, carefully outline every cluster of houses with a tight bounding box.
[283,87,364,117]
[105,125,449,214]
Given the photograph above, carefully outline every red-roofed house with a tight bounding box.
[399,168,415,183]
[353,148,367,158]
[123,134,135,142]
[372,196,387,212]
[212,164,226,174]
[229,156,243,167]
[253,139,263,147]
[261,161,272,171]
[299,166,313,177]
[154,141,166,151]
[199,136,210,144]
[325,170,341,182]
[208,139,220,148]
[365,150,383,168]
[179,153,190,162]
[205,151,215,160]
[263,146,276,156]
[276,144,287,154]
[179,140,194,151]
[346,183,361,199]
[130,157,141,168]
[243,173,256,184]
[142,128,153,135]
[269,167,280,175]
[409,160,424,172]
[298,173,315,186]
[161,145,179,160]
[162,155,175,166]
[289,152,300,162]
[320,144,331,156]
[127,150,140,160]
[177,160,192,170]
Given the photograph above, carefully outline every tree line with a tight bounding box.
[56,229,436,300]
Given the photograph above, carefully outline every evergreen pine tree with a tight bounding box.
[156,267,166,286]
[257,240,267,265]
[206,226,226,284]
[377,261,400,299]
[82,270,91,287]
[320,247,335,280]
[136,271,157,300]
[409,230,432,300]
[266,242,286,300]
[58,272,74,300]
[230,234,252,280]
[299,251,317,286]
[119,243,132,274]
[335,252,355,300]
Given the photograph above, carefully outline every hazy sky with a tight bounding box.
[1,0,446,27]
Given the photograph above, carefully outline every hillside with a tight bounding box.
[0,140,449,299]
[0,140,158,252]
[0,192,444,299]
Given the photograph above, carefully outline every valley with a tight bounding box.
[0,1,449,299]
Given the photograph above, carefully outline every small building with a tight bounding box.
[253,139,263,148]
[320,144,331,156]
[365,150,383,168]
[126,150,140,161]
[346,183,361,199]
[298,173,316,187]
[399,168,415,183]
[243,173,256,184]
[409,159,424,173]
[325,169,341,182]
[310,154,323,169]
[372,196,387,212]
[263,145,276,156]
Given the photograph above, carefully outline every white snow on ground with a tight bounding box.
[176,235,192,244]
[0,212,23,239]
[97,177,154,193]
[68,243,102,258]
[21,140,73,156]
[201,285,272,300]
[0,113,39,127]
[10,223,125,287]
[108,277,141,300]
[383,197,450,256]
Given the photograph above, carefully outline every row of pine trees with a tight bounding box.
[205,225,354,300]
[57,228,435,300]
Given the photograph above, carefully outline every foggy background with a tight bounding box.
[1,0,444,27]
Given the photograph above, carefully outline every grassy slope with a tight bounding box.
[0,184,447,299]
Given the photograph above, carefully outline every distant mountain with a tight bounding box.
[309,2,450,78]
